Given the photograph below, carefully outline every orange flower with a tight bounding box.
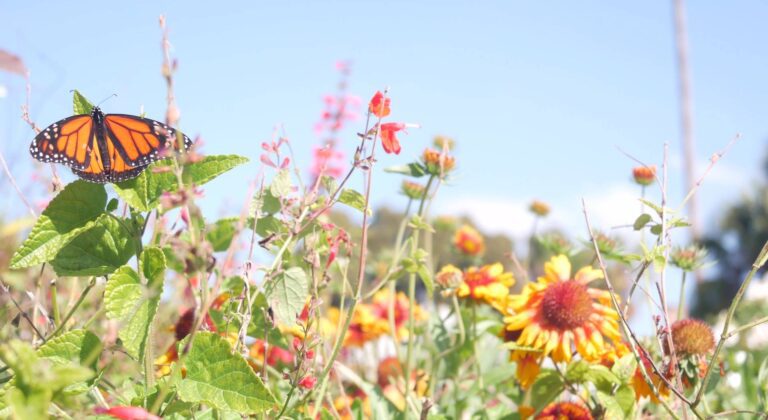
[422,147,456,175]
[670,319,715,357]
[453,224,485,256]
[536,402,593,420]
[457,263,515,311]
[632,165,656,186]
[370,289,427,342]
[368,91,391,118]
[380,122,407,154]
[504,255,621,363]
[248,339,294,369]
[324,304,387,347]
[632,347,670,403]
[529,200,550,217]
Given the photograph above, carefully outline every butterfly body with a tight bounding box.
[30,107,191,183]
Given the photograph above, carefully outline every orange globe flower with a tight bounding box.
[453,224,485,256]
[536,402,593,420]
[632,165,656,186]
[457,263,515,311]
[504,255,621,363]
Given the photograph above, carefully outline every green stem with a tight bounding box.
[45,277,96,342]
[50,279,61,328]
[693,240,768,408]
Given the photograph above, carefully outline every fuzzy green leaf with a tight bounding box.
[140,246,166,287]
[104,266,161,360]
[384,162,427,177]
[338,188,368,214]
[633,213,652,231]
[114,155,249,211]
[611,353,638,382]
[37,329,102,370]
[178,332,277,414]
[266,267,309,326]
[269,169,292,197]
[205,217,239,252]
[72,90,94,114]
[10,181,106,269]
[50,214,137,276]
[417,264,434,296]
[530,369,563,411]
[565,360,590,383]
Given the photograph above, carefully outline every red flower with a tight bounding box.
[380,123,407,154]
[95,406,160,420]
[368,91,391,118]
[298,375,318,390]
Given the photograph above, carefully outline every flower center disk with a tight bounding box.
[541,281,592,329]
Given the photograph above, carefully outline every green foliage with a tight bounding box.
[384,162,427,177]
[10,181,106,269]
[530,369,563,412]
[140,246,166,287]
[338,188,368,214]
[72,90,94,114]
[178,332,277,414]
[265,267,309,326]
[114,155,248,211]
[50,214,137,276]
[104,266,161,360]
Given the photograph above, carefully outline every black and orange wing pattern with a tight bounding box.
[29,115,95,171]
[103,114,192,167]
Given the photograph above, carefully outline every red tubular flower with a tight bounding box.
[95,406,161,420]
[368,91,391,118]
[380,123,406,154]
[298,375,318,390]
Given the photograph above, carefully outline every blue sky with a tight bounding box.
[1,1,767,241]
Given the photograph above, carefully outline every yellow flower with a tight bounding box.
[453,224,485,256]
[457,263,515,311]
[504,255,620,363]
[324,304,388,347]
[422,147,456,175]
[370,289,427,342]
[435,264,463,290]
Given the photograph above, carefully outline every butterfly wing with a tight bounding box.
[29,115,94,171]
[70,134,146,183]
[103,114,192,167]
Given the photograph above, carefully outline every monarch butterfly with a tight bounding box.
[29,106,192,183]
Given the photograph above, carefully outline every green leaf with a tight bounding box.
[384,162,427,177]
[639,198,663,216]
[530,369,563,411]
[10,181,107,269]
[269,169,292,197]
[650,224,662,235]
[178,332,277,414]
[758,355,768,410]
[417,264,434,295]
[140,246,166,287]
[37,329,102,370]
[586,364,620,392]
[104,266,161,360]
[565,360,590,383]
[72,90,94,114]
[114,155,249,211]
[633,213,652,231]
[50,214,137,277]
[611,353,638,382]
[265,267,309,325]
[6,387,49,420]
[338,188,368,214]
[614,384,636,418]
[206,217,238,252]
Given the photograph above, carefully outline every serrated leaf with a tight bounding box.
[596,390,624,419]
[269,169,292,197]
[611,353,637,382]
[178,332,277,414]
[50,214,137,276]
[565,360,590,383]
[72,90,94,114]
[265,267,309,325]
[140,246,166,287]
[37,329,102,370]
[104,266,161,360]
[639,198,663,216]
[205,217,239,252]
[614,384,636,417]
[586,364,620,392]
[384,162,426,177]
[10,181,106,269]
[530,369,563,411]
[114,155,249,211]
[633,213,652,231]
[338,188,368,214]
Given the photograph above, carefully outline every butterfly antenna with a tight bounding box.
[97,94,118,107]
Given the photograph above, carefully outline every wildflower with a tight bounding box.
[670,245,708,272]
[433,135,455,150]
[401,180,426,200]
[632,165,656,186]
[324,305,387,347]
[536,402,593,420]
[529,200,550,217]
[518,405,536,420]
[457,263,515,311]
[248,339,294,369]
[174,307,195,341]
[632,347,670,403]
[422,147,455,175]
[298,375,317,390]
[95,406,161,420]
[670,319,715,357]
[370,289,427,342]
[435,264,463,290]
[310,145,345,179]
[453,224,485,256]
[154,345,180,378]
[380,122,413,155]
[368,91,391,118]
[377,356,429,411]
[504,255,621,363]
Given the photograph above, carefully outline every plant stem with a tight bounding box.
[45,277,96,342]
[677,271,687,320]
[50,279,61,328]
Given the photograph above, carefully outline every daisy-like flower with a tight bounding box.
[370,289,427,342]
[632,347,670,403]
[457,263,515,311]
[504,255,621,363]
[324,304,388,347]
[453,224,485,256]
[422,147,456,175]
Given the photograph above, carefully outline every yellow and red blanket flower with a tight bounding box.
[324,304,388,347]
[535,401,594,420]
[504,255,621,363]
[457,263,515,311]
[453,224,484,256]
[631,347,671,403]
